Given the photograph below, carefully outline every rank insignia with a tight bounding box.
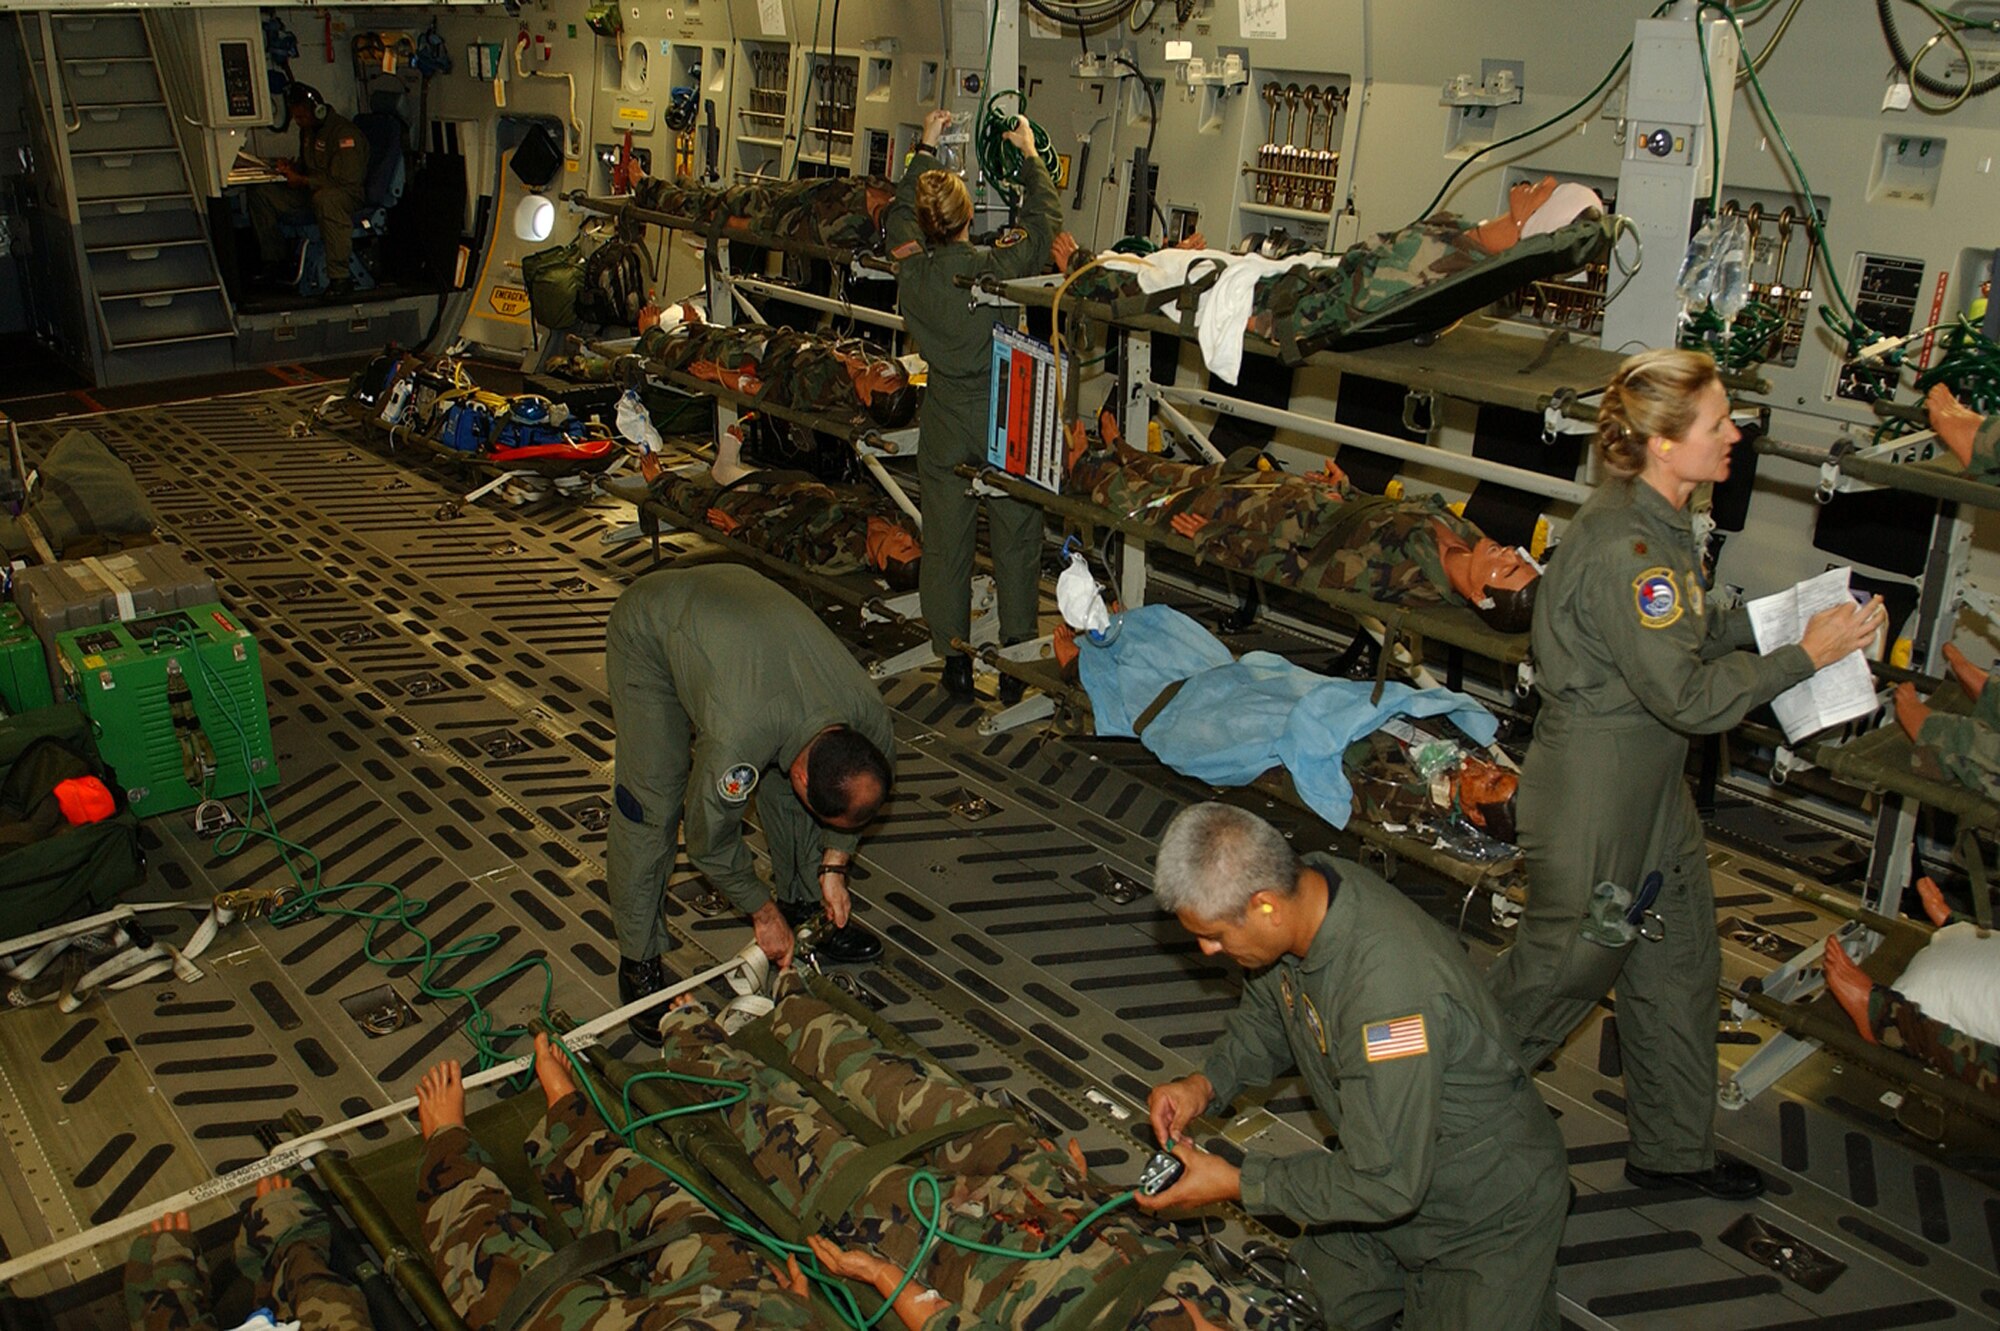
[1363,1013,1429,1062]
[717,762,759,804]
[1633,567,1682,629]
[1300,994,1327,1055]
[1279,971,1295,1014]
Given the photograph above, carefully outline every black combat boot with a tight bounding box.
[996,637,1030,705]
[618,955,670,1045]
[1624,1154,1765,1200]
[941,654,975,699]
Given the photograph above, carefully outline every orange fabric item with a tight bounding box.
[864,516,922,570]
[1051,620,1079,672]
[53,776,116,826]
[1453,759,1517,828]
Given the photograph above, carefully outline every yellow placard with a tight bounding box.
[616,105,650,124]
[1054,153,1071,190]
[488,285,532,317]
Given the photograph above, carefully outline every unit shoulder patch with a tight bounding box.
[716,762,759,804]
[1632,566,1683,629]
[993,226,1027,249]
[1362,1013,1429,1062]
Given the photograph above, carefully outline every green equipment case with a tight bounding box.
[0,604,54,715]
[56,603,278,818]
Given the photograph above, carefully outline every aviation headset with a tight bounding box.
[286,82,330,123]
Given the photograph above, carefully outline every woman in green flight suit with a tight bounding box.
[1485,348,1885,1199]
[886,109,1060,699]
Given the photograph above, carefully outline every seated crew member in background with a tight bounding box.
[604,563,894,1042]
[1824,867,1992,1095]
[247,84,369,297]
[889,108,1060,703]
[1484,348,1885,1201]
[1894,640,2000,801]
[411,1042,829,1330]
[126,1176,368,1330]
[1065,413,1540,632]
[1137,803,1570,1331]
[1822,875,2000,1098]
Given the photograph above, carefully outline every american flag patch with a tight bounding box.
[1362,1014,1429,1062]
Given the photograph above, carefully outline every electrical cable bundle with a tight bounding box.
[1024,0,1140,28]
[1878,0,2000,112]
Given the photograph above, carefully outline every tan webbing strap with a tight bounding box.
[799,1106,1015,1232]
[728,1023,886,1147]
[1050,1246,1187,1331]
[18,512,56,568]
[1957,826,1993,928]
[1371,608,1409,704]
[1131,678,1188,737]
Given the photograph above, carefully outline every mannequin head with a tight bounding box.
[1437,527,1541,633]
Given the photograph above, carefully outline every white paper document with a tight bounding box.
[1239,0,1287,40]
[1746,567,1879,743]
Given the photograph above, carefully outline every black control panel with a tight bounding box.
[218,39,257,120]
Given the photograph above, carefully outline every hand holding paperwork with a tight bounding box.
[1748,567,1882,743]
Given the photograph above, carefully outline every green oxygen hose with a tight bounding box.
[974,89,1059,211]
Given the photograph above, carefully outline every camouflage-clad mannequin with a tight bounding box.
[1067,438,1539,631]
[653,469,922,586]
[1060,177,1600,354]
[1867,981,2000,1095]
[125,1183,368,1331]
[1821,879,2000,1098]
[416,1064,833,1330]
[642,324,916,430]
[1917,682,2000,801]
[652,979,1302,1331]
[629,175,895,255]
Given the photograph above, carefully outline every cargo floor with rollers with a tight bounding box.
[0,384,1995,1329]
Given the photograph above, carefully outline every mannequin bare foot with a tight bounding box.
[414,1061,466,1139]
[1821,938,1877,1044]
[149,1211,192,1236]
[711,423,756,486]
[1926,383,1983,469]
[255,1174,292,1199]
[1916,875,1952,928]
[1941,641,1988,700]
[533,1033,577,1108]
[1894,681,1930,739]
[1509,175,1560,226]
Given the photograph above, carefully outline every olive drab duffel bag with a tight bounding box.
[0,705,144,929]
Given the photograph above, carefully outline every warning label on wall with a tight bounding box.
[488,285,532,318]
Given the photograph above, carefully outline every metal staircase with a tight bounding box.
[16,11,235,385]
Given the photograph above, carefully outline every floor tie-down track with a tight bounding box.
[0,390,1994,1327]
